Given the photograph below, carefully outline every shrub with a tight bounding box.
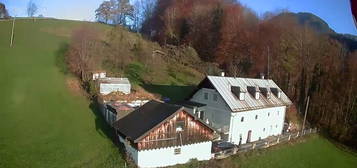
[124,62,146,86]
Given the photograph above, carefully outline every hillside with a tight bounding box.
[0,19,125,167]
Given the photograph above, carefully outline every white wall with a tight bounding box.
[137,141,212,168]
[190,88,231,133]
[120,135,212,168]
[229,106,286,145]
[100,83,131,95]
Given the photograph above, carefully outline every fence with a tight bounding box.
[214,128,318,159]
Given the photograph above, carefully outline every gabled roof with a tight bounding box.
[113,100,182,142]
[197,76,292,112]
[113,100,214,143]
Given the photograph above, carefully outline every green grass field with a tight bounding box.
[0,19,356,168]
[0,19,124,168]
[233,135,357,168]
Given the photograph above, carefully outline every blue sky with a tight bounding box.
[1,0,102,21]
[239,0,357,35]
[1,0,356,35]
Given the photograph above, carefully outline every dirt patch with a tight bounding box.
[66,77,88,97]
[99,86,159,102]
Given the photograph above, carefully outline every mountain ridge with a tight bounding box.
[274,12,357,51]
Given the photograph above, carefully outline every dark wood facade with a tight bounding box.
[134,110,214,150]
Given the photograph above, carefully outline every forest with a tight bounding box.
[66,0,357,149]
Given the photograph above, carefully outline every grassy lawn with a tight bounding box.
[175,135,357,168]
[233,135,357,168]
[0,19,124,168]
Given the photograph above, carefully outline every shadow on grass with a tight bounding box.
[54,42,69,74]
[89,101,127,158]
[141,84,196,103]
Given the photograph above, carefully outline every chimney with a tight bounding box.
[260,73,265,79]
[221,72,225,77]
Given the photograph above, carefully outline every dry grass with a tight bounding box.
[65,76,88,97]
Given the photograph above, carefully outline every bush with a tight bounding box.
[124,62,146,86]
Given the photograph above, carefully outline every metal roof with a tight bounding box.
[99,77,130,85]
[206,76,292,112]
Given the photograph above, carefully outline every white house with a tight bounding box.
[113,100,215,168]
[99,77,131,95]
[188,76,292,145]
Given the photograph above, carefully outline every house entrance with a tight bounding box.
[247,130,252,143]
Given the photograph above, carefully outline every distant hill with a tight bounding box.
[274,12,357,51]
[274,12,335,34]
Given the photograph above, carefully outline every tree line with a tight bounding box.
[95,0,156,32]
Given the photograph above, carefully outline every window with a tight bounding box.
[174,148,181,155]
[241,117,244,122]
[263,128,266,132]
[255,115,258,120]
[213,94,218,101]
[268,112,270,117]
[204,93,208,100]
[176,121,185,132]
[277,111,279,116]
[199,111,204,120]
[275,125,278,128]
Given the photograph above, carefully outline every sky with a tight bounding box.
[1,0,102,21]
[239,0,357,35]
[1,0,356,35]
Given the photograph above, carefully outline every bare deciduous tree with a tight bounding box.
[66,26,100,82]
[27,0,38,21]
